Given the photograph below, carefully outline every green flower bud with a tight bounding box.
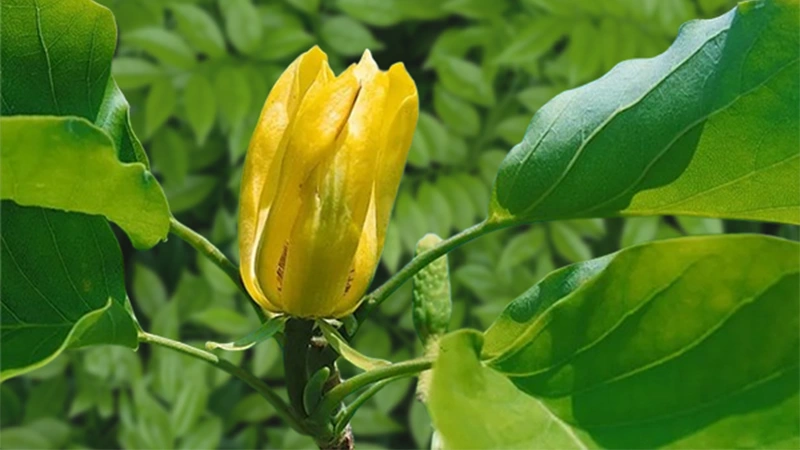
[412,234,451,345]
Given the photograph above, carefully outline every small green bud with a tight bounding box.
[412,234,451,345]
[303,366,331,415]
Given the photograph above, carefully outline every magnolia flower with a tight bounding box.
[239,46,419,318]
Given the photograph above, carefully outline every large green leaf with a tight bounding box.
[1,201,139,382]
[428,235,799,448]
[490,1,799,225]
[0,0,148,166]
[1,116,170,249]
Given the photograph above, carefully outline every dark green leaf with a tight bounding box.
[0,202,138,381]
[491,2,800,225]
[481,235,799,448]
[2,0,147,166]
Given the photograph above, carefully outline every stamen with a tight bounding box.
[343,268,356,295]
[276,242,288,292]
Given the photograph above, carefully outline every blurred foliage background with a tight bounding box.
[8,0,798,449]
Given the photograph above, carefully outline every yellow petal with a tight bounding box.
[239,46,327,312]
[255,63,360,308]
[280,56,390,317]
[374,63,419,250]
[332,193,379,316]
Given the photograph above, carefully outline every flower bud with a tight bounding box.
[239,46,419,318]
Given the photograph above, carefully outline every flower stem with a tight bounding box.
[168,217,267,322]
[313,357,433,420]
[355,220,507,323]
[137,331,307,434]
[334,378,395,435]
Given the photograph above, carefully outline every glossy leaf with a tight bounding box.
[491,1,800,225]
[1,0,147,166]
[428,330,584,449]
[473,235,799,448]
[1,202,139,382]
[0,116,171,249]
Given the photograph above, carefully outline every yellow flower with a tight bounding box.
[238,46,419,318]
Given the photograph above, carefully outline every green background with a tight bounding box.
[4,0,796,449]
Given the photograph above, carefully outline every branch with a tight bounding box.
[137,331,307,434]
[355,220,506,323]
[168,217,267,322]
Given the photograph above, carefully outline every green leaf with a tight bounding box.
[2,0,147,167]
[428,330,588,449]
[335,0,401,27]
[491,2,800,225]
[395,192,430,251]
[434,56,495,107]
[0,427,52,449]
[191,307,253,336]
[220,0,264,55]
[395,0,448,20]
[112,58,163,90]
[620,216,661,247]
[549,222,592,262]
[181,74,216,146]
[164,175,217,213]
[170,380,209,437]
[214,66,251,129]
[677,216,724,235]
[319,321,391,371]
[123,27,196,69]
[0,202,138,382]
[285,0,321,14]
[442,0,508,20]
[382,220,403,273]
[256,22,315,61]
[131,263,168,319]
[206,316,285,351]
[433,85,480,137]
[170,4,227,58]
[320,16,384,57]
[516,85,561,113]
[144,78,177,139]
[178,417,223,450]
[478,235,799,448]
[150,128,189,185]
[1,116,170,248]
[495,16,567,66]
[437,176,477,230]
[494,115,530,146]
[417,182,453,237]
